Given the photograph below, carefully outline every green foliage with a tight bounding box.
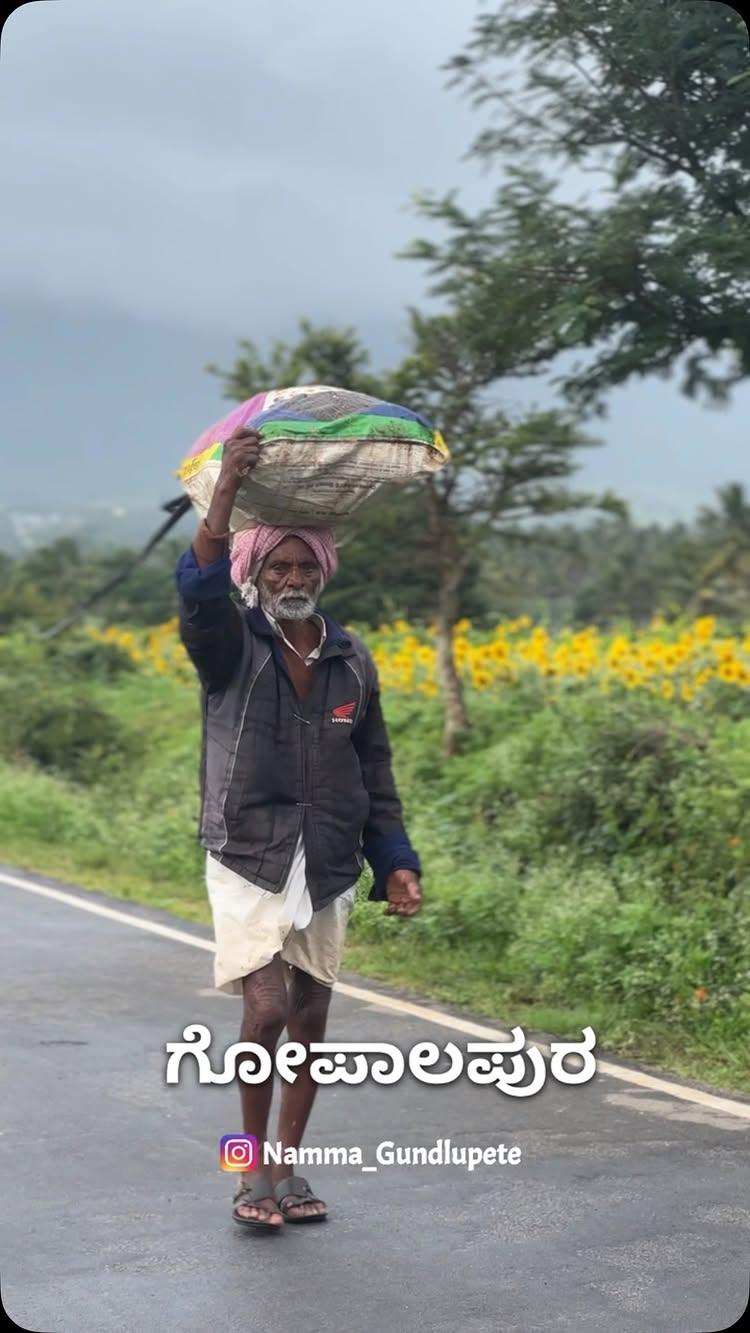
[515,693,750,897]
[0,681,134,785]
[205,317,388,401]
[0,637,137,783]
[689,482,750,617]
[503,864,750,1029]
[406,0,750,409]
[0,536,185,634]
[43,632,138,681]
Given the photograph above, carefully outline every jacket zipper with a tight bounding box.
[218,649,272,852]
[197,686,209,840]
[275,707,311,889]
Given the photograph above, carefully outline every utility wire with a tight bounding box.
[39,494,192,641]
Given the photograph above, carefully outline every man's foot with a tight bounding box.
[272,1174,328,1222]
[232,1173,284,1230]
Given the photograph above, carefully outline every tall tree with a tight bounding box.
[689,481,750,615]
[404,0,750,411]
[384,309,624,750]
[205,318,385,400]
[209,317,624,753]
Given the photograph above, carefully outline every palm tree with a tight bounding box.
[689,482,750,617]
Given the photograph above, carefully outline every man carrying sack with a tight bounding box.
[175,424,423,1231]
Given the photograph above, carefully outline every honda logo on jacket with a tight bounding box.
[331,701,356,724]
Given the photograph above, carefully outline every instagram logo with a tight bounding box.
[219,1134,258,1171]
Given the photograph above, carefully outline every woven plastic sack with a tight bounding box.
[175,384,449,530]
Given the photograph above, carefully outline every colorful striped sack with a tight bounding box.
[176,384,449,530]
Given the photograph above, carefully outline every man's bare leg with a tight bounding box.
[234,955,288,1225]
[271,964,333,1218]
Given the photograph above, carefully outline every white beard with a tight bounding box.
[254,575,324,621]
[261,589,318,621]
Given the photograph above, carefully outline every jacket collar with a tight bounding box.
[245,605,351,649]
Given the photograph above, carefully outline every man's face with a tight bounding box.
[257,536,323,621]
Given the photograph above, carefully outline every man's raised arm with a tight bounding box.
[175,426,262,693]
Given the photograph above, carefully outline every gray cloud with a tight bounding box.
[0,0,491,334]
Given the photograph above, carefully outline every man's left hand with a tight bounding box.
[385,869,422,917]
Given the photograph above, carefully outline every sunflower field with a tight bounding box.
[83,611,750,708]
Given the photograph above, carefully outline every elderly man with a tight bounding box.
[175,424,422,1232]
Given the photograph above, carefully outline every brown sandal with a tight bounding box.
[232,1173,284,1232]
[273,1174,328,1223]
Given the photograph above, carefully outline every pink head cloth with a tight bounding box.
[230,523,339,606]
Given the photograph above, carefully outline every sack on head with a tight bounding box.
[176,384,449,531]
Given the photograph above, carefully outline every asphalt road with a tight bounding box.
[1,862,749,1333]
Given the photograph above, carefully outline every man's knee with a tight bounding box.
[288,968,333,1030]
[240,965,288,1040]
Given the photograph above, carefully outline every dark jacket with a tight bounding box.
[175,545,421,910]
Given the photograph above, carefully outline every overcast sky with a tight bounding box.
[1,0,748,522]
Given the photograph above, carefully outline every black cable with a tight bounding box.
[39,494,192,641]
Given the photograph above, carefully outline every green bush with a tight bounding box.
[0,761,83,843]
[0,675,136,785]
[471,692,750,898]
[20,694,134,784]
[44,633,138,681]
[502,861,749,1026]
